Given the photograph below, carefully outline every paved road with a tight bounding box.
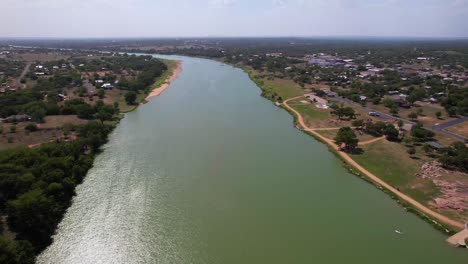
[428,116,468,142]
[15,62,31,87]
[330,95,467,142]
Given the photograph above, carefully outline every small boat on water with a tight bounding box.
[395,230,404,235]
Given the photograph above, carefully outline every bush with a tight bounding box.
[125,91,137,105]
[25,123,38,132]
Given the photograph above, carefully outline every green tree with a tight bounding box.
[10,125,16,133]
[407,147,416,157]
[397,120,404,128]
[435,111,442,119]
[78,87,87,97]
[390,106,399,116]
[383,125,400,141]
[408,112,418,120]
[352,119,364,129]
[125,91,137,105]
[25,123,38,132]
[335,127,359,152]
[98,88,105,99]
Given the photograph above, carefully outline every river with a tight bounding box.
[37,55,467,263]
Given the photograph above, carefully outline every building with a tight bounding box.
[102,83,113,90]
[0,114,32,123]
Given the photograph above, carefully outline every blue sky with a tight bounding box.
[1,0,467,38]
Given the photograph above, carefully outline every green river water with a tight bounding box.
[37,55,467,263]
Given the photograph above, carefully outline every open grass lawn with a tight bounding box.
[246,68,304,100]
[0,115,88,150]
[288,100,337,128]
[351,140,440,205]
[42,115,88,129]
[12,53,70,62]
[446,121,468,138]
[0,123,64,151]
[372,102,453,126]
[433,131,459,146]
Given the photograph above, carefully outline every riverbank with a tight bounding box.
[282,96,464,231]
[145,59,182,102]
[237,65,466,235]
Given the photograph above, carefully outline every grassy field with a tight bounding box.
[243,67,304,100]
[42,115,88,129]
[351,140,440,204]
[0,116,87,150]
[11,53,70,62]
[372,102,453,126]
[446,121,468,138]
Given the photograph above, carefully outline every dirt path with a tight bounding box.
[15,62,31,87]
[359,136,385,146]
[283,96,464,230]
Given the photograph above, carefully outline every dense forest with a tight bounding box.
[0,122,114,263]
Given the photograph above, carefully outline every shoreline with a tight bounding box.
[282,96,464,231]
[237,64,465,234]
[144,60,182,102]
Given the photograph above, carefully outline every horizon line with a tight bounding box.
[1,35,468,41]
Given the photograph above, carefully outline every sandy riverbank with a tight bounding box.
[145,60,182,101]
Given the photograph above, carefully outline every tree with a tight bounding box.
[390,106,399,116]
[422,144,432,154]
[25,123,38,132]
[10,125,16,133]
[75,104,94,119]
[407,147,416,157]
[335,127,359,152]
[435,111,442,119]
[78,87,87,97]
[352,119,364,129]
[125,91,137,105]
[97,88,105,99]
[411,123,435,142]
[397,120,404,128]
[383,125,400,141]
[408,112,418,120]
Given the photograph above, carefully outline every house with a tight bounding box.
[95,80,104,84]
[359,95,367,101]
[0,114,32,123]
[400,123,414,132]
[429,98,438,104]
[324,90,337,97]
[102,83,113,90]
[57,94,66,101]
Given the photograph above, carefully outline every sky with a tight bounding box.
[1,0,468,38]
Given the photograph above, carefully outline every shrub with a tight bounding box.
[25,123,38,132]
